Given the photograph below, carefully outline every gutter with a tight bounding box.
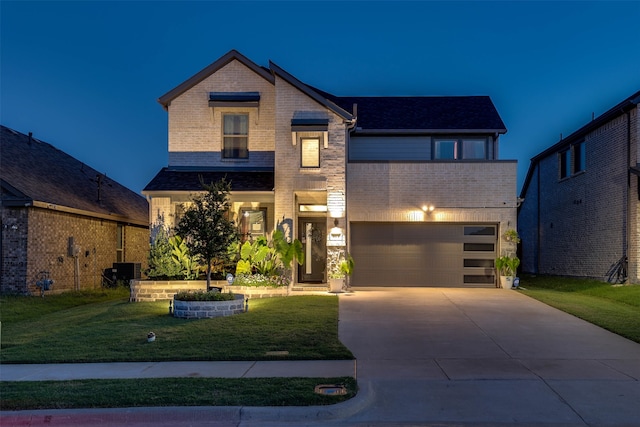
[30,201,148,228]
[352,128,507,135]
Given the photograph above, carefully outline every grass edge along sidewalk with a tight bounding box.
[0,377,358,410]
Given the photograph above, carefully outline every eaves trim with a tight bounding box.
[268,60,353,121]
[30,200,148,227]
[353,128,507,135]
[158,50,275,110]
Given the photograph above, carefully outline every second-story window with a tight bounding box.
[573,141,586,173]
[301,137,320,168]
[433,137,487,160]
[559,150,571,179]
[223,114,248,159]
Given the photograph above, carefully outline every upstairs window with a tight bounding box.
[558,141,586,180]
[462,139,487,159]
[559,150,570,179]
[573,141,586,173]
[434,139,457,159]
[433,137,487,160]
[223,114,248,159]
[301,137,320,168]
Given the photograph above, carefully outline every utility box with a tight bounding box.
[112,263,141,281]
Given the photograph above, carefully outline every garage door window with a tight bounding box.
[464,275,495,284]
[463,243,495,251]
[464,259,494,268]
[464,226,495,236]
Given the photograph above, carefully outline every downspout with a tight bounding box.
[536,162,541,274]
[623,97,639,263]
[624,108,630,261]
[624,97,639,278]
[343,105,357,268]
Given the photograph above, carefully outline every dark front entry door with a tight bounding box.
[298,218,326,283]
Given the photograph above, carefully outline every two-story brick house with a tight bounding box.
[143,50,517,287]
[518,90,640,283]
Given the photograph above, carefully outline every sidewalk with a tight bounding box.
[0,360,356,381]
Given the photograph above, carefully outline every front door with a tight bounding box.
[298,218,326,283]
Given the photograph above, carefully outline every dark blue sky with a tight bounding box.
[2,1,639,194]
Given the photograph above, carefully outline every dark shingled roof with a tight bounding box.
[312,87,506,132]
[143,168,274,192]
[0,125,148,225]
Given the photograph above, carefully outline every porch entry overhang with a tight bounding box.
[291,118,329,148]
[143,168,274,193]
[208,91,260,107]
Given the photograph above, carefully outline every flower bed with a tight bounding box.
[223,285,289,299]
[130,280,289,302]
[173,293,246,319]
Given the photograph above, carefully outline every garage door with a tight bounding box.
[350,223,497,287]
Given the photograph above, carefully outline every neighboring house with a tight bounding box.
[0,126,149,294]
[518,90,640,283]
[144,50,517,287]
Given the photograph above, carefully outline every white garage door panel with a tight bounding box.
[351,223,496,287]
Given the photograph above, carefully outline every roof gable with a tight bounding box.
[158,49,275,110]
[268,60,353,121]
[0,126,148,225]
[520,89,640,198]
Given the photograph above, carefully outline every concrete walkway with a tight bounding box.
[0,360,355,381]
[2,288,639,426]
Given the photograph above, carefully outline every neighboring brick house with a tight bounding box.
[518,90,640,283]
[1,126,149,294]
[144,50,517,287]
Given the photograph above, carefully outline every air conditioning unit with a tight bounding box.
[112,263,141,281]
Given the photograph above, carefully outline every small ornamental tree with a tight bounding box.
[146,224,182,279]
[175,178,238,290]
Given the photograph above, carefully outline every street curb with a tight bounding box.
[239,379,375,422]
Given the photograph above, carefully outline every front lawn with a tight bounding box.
[517,275,640,343]
[0,289,355,409]
[0,290,353,363]
[0,377,357,410]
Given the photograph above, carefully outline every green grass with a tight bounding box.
[0,289,356,409]
[0,291,353,363]
[518,275,640,343]
[0,377,357,410]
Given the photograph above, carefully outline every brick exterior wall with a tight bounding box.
[519,106,638,283]
[274,75,347,234]
[1,207,29,292]
[348,161,517,219]
[1,206,149,294]
[166,59,275,167]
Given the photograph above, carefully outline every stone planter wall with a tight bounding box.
[130,280,289,302]
[173,294,246,319]
[222,286,289,299]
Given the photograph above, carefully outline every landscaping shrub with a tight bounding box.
[173,290,236,301]
[233,273,289,288]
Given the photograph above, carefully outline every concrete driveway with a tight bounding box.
[337,287,640,426]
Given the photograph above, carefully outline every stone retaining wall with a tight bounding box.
[173,294,246,319]
[130,280,289,302]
